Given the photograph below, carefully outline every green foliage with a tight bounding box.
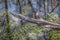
[43,12,60,40]
[22,5,32,16]
[12,24,49,40]
[44,12,59,22]
[48,30,60,40]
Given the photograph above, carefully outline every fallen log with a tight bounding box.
[10,13,60,29]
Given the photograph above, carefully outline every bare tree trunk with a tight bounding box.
[28,0,39,19]
[51,0,53,9]
[47,0,49,13]
[16,0,22,14]
[43,0,47,20]
[5,0,12,40]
